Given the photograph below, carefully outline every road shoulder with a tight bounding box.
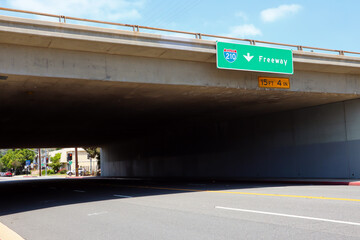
[0,222,24,240]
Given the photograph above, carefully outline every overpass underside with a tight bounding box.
[1,15,360,178]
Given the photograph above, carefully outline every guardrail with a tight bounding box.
[0,7,359,57]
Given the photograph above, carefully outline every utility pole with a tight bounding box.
[45,149,48,177]
[75,147,79,177]
[87,153,92,175]
[38,148,41,177]
[90,157,92,175]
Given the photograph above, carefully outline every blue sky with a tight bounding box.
[1,0,359,53]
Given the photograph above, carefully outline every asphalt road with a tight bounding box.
[1,177,360,239]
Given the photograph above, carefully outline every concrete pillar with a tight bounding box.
[101,99,360,179]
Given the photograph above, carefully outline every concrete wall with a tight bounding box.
[102,98,360,179]
[1,43,360,95]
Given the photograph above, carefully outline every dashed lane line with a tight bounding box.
[87,211,108,216]
[113,194,133,198]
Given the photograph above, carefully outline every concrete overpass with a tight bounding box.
[1,13,360,179]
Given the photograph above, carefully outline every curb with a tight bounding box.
[0,222,24,240]
[348,182,360,186]
[259,180,360,186]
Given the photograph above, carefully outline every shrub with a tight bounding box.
[41,169,55,175]
[59,168,67,174]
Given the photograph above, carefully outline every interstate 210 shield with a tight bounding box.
[223,48,237,63]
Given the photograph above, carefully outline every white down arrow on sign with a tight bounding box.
[243,53,254,62]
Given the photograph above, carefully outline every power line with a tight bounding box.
[150,1,185,27]
[140,0,165,25]
[165,0,202,27]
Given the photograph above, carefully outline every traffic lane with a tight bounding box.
[112,184,360,238]
[2,190,359,240]
[92,179,360,200]
[84,178,360,201]
[1,178,360,206]
[2,197,338,240]
[1,180,360,239]
[100,183,360,239]
[2,179,360,220]
[123,182,360,201]
[92,180,360,223]
[120,184,360,228]
[0,178,179,216]
[219,184,360,199]
[86,182,360,238]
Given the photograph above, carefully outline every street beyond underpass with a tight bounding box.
[1,178,360,240]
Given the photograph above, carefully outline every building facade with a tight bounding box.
[49,148,98,173]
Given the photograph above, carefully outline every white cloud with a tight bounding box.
[235,11,248,21]
[228,24,262,38]
[260,4,302,23]
[6,0,145,21]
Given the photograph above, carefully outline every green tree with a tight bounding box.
[0,149,35,173]
[19,149,36,164]
[0,151,4,171]
[83,147,101,169]
[0,150,15,170]
[11,159,21,171]
[49,153,62,173]
[0,160,4,172]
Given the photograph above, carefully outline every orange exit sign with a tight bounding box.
[258,77,290,89]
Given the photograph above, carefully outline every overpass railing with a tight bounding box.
[0,7,359,57]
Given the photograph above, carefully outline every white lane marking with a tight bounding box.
[73,190,86,193]
[215,206,360,226]
[87,211,108,216]
[113,194,132,198]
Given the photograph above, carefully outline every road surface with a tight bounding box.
[1,177,360,239]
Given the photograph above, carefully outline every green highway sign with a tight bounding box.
[216,41,293,74]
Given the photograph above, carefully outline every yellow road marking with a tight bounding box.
[124,185,360,202]
[0,222,24,240]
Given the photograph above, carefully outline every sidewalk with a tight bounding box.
[100,177,360,186]
[248,178,360,186]
[4,175,360,186]
[12,174,67,178]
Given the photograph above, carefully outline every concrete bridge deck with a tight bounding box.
[0,14,360,179]
[0,15,359,73]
